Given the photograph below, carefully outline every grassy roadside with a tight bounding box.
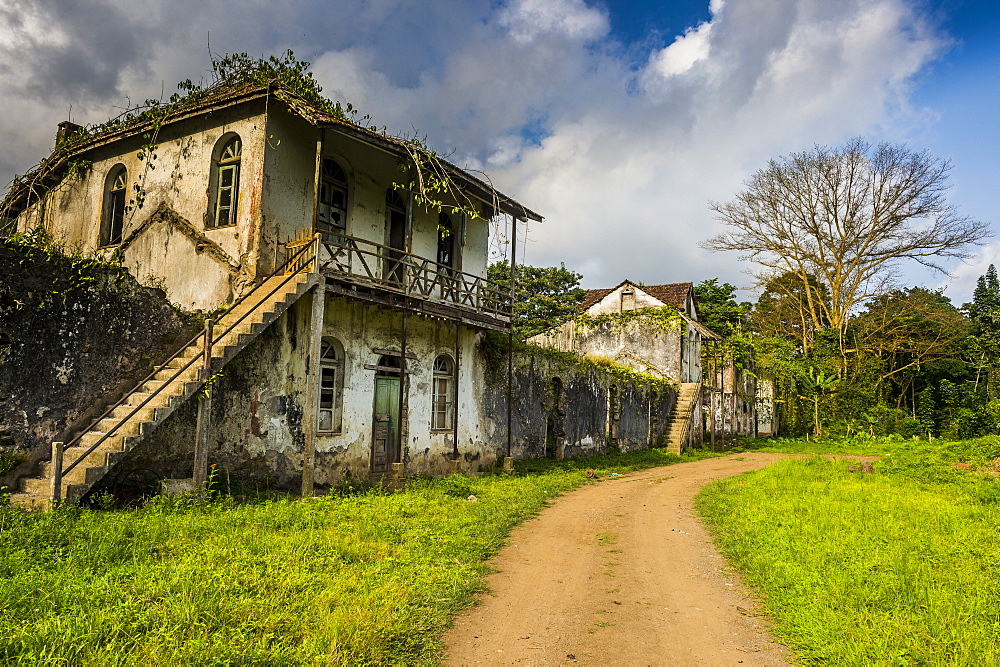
[0,447,714,665]
[697,437,1000,665]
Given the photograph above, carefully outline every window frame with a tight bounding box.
[317,336,345,434]
[207,135,242,229]
[431,354,455,431]
[99,164,128,247]
[436,212,454,268]
[317,157,349,235]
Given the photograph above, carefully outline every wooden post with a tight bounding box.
[397,311,408,470]
[193,319,214,487]
[50,441,63,504]
[506,215,517,459]
[301,281,325,497]
[452,320,460,463]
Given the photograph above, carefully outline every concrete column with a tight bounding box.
[301,282,325,497]
[193,319,214,488]
[50,441,63,503]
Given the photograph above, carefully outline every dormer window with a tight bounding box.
[100,165,127,247]
[207,135,241,228]
[318,158,348,235]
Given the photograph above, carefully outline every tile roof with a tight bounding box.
[578,280,693,313]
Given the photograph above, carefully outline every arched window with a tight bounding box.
[432,355,455,430]
[437,212,454,268]
[318,158,348,235]
[376,354,402,375]
[100,164,127,246]
[317,337,345,433]
[207,135,241,228]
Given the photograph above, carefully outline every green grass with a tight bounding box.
[735,432,1000,464]
[697,439,1000,665]
[0,447,714,665]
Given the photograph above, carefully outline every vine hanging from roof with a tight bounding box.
[1,50,501,227]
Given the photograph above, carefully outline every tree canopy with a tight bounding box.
[704,138,990,345]
[487,262,587,340]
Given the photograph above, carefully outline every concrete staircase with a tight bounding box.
[10,272,317,510]
[664,382,701,455]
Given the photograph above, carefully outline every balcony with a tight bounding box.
[286,233,511,331]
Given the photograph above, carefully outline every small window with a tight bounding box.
[317,337,345,433]
[208,136,241,228]
[437,212,454,268]
[318,158,348,235]
[621,288,635,312]
[100,165,127,246]
[432,355,455,431]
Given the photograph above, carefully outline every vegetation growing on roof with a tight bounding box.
[573,307,685,336]
[1,51,506,225]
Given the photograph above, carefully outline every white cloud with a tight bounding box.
[646,20,713,80]
[498,0,609,43]
[0,0,953,296]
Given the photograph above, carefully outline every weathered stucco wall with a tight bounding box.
[16,102,271,310]
[480,340,676,460]
[132,291,494,487]
[104,297,676,492]
[0,235,189,484]
[528,315,686,383]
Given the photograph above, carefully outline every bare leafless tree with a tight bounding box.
[704,138,991,351]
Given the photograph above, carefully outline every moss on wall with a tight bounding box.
[0,229,191,474]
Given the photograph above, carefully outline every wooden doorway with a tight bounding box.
[371,356,402,473]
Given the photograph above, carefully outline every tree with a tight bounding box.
[487,262,587,339]
[693,279,749,338]
[963,264,1000,397]
[751,271,830,352]
[704,138,990,351]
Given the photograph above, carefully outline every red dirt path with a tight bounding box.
[443,453,793,665]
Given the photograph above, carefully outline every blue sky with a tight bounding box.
[0,0,996,303]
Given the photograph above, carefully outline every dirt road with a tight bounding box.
[443,453,793,665]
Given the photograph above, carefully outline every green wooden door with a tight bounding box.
[372,376,400,473]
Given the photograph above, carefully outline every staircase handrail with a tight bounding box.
[673,382,702,449]
[58,237,318,481]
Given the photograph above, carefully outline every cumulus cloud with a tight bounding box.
[0,0,951,294]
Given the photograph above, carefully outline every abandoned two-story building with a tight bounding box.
[2,81,681,507]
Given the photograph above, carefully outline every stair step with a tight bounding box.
[123,393,171,410]
[154,366,199,383]
[20,467,106,494]
[96,417,140,436]
[78,432,126,451]
[38,459,111,485]
[8,493,50,511]
[41,448,125,478]
[111,405,158,422]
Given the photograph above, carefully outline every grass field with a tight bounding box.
[0,448,708,665]
[698,437,1000,665]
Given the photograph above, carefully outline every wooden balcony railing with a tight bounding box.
[287,232,511,321]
